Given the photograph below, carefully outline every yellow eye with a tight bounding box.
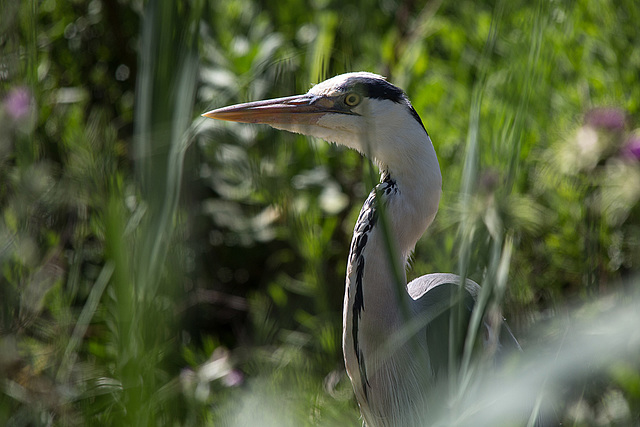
[344,93,362,107]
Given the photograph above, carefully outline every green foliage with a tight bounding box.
[1,0,640,425]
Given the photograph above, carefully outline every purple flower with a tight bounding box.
[622,134,640,161]
[222,369,244,387]
[4,87,31,120]
[585,108,626,131]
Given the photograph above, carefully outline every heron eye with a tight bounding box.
[344,93,362,107]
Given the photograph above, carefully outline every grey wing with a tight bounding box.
[408,273,521,376]
[409,274,558,425]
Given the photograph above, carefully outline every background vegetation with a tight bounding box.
[1,0,640,425]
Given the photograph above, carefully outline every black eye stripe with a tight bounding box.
[334,76,428,134]
[339,79,405,103]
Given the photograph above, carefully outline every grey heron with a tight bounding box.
[203,72,524,426]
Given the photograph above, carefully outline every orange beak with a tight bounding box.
[202,94,349,126]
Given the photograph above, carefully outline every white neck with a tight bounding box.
[378,132,442,258]
[342,129,442,421]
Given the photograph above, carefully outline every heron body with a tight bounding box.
[203,72,520,426]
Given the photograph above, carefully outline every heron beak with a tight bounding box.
[202,94,341,126]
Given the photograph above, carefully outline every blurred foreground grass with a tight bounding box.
[1,0,640,425]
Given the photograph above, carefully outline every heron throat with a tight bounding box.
[342,135,442,421]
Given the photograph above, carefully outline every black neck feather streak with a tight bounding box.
[350,173,398,401]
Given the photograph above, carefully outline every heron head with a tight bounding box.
[203,72,431,169]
